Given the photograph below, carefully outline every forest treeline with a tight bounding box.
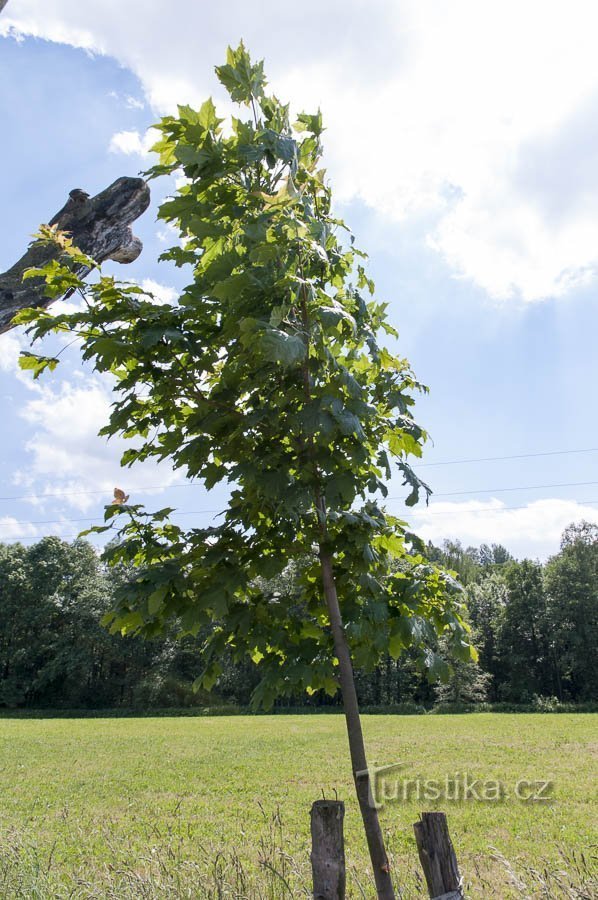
[0,521,596,711]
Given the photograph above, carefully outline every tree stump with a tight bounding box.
[310,799,346,899]
[0,176,150,334]
[413,812,464,899]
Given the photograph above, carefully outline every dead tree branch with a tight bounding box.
[0,176,150,334]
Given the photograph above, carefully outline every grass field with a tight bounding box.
[0,713,595,898]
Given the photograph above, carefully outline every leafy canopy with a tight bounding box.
[15,42,474,708]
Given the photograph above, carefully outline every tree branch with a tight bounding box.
[0,176,150,334]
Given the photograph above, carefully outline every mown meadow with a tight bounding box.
[0,712,595,897]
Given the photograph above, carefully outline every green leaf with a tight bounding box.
[148,584,168,616]
[424,650,451,683]
[18,352,59,379]
[215,41,266,105]
[295,110,324,136]
[255,327,307,367]
[318,302,356,332]
[198,97,222,130]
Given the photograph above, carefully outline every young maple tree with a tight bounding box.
[16,43,475,897]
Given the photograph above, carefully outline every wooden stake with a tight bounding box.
[311,800,346,899]
[413,812,464,899]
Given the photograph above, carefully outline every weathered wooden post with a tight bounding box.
[310,800,346,899]
[413,812,464,899]
[0,176,150,334]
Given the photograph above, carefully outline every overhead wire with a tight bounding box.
[415,447,598,467]
[1,446,596,539]
[0,446,595,503]
[0,496,598,528]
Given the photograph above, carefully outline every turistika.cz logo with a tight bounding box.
[357,763,554,809]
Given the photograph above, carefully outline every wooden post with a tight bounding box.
[413,812,464,899]
[0,176,150,334]
[310,799,346,900]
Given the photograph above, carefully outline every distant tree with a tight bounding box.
[426,539,481,585]
[478,542,513,567]
[478,543,493,567]
[467,571,507,700]
[434,639,491,706]
[0,542,37,707]
[0,538,111,706]
[496,560,553,702]
[544,521,598,700]
[490,543,513,565]
[0,537,184,709]
[559,520,598,550]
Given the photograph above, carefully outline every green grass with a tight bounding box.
[0,713,595,897]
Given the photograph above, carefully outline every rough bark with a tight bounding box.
[319,552,396,899]
[0,176,150,334]
[413,812,464,899]
[310,799,346,899]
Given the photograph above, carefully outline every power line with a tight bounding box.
[411,498,598,517]
[426,480,598,498]
[414,447,598,468]
[7,495,598,544]
[0,482,192,503]
[8,534,84,543]
[0,445,595,504]
[0,508,220,528]
[3,496,598,534]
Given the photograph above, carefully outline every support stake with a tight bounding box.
[413,812,464,899]
[311,799,346,899]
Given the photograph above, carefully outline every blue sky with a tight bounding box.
[1,0,597,559]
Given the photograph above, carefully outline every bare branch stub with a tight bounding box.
[0,176,150,334]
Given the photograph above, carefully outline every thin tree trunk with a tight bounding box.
[555,661,563,702]
[0,2,9,14]
[298,255,394,895]
[319,550,396,899]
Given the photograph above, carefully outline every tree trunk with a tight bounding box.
[413,812,464,899]
[0,176,150,334]
[319,551,396,899]
[310,799,346,899]
[0,2,9,14]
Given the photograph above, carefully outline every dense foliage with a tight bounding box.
[15,43,474,710]
[2,524,595,710]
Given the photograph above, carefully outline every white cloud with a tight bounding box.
[16,375,182,512]
[410,498,598,560]
[0,328,49,391]
[125,95,145,110]
[0,515,40,542]
[0,331,24,374]
[140,278,178,305]
[109,127,156,156]
[4,0,598,299]
[108,90,145,110]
